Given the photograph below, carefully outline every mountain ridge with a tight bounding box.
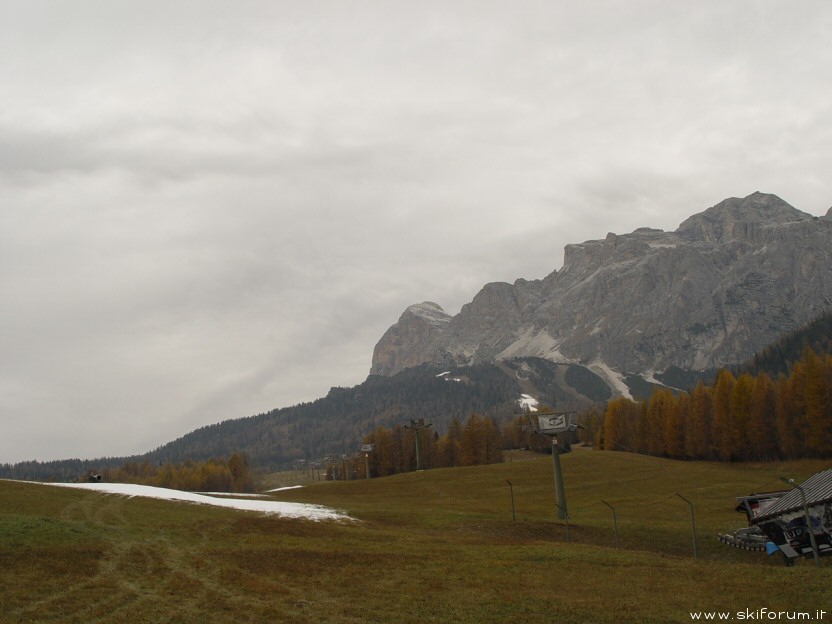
[371,192,832,385]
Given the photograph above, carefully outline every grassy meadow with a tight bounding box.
[2,449,831,623]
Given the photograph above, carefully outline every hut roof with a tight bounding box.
[752,469,832,523]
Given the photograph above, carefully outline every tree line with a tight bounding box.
[586,347,832,461]
[96,453,255,493]
[349,414,505,478]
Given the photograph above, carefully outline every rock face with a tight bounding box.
[370,302,451,376]
[370,193,832,386]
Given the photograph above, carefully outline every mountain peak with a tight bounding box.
[676,192,812,243]
[370,302,451,376]
[403,301,452,328]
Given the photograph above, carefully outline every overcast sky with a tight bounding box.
[2,1,831,464]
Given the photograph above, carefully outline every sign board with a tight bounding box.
[361,444,376,453]
[538,414,569,434]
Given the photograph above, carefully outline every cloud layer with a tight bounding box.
[2,1,831,462]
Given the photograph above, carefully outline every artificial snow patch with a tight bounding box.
[197,492,268,498]
[40,482,351,521]
[518,394,539,412]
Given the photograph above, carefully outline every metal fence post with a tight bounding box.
[676,493,698,558]
[601,500,620,549]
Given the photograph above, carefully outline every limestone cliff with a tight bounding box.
[370,302,452,376]
[371,192,832,385]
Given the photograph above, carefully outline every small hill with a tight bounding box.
[1,358,609,479]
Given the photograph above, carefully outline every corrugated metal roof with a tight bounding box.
[752,468,832,522]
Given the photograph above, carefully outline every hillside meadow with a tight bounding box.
[2,450,830,623]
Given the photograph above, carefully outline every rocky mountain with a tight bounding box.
[371,192,832,395]
[371,302,452,377]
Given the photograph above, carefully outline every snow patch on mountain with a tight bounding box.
[642,371,684,392]
[407,301,452,328]
[518,394,539,412]
[588,361,632,400]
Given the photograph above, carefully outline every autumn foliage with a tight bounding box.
[598,348,832,460]
[101,452,255,492]
[357,413,504,478]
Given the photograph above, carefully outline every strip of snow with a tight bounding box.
[265,485,305,493]
[436,371,451,377]
[196,491,268,498]
[39,482,351,521]
[642,371,684,392]
[642,371,662,385]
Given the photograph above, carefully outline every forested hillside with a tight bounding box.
[743,310,832,377]
[1,364,526,479]
[2,356,618,481]
[144,363,522,469]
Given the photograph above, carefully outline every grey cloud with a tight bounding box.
[2,1,832,462]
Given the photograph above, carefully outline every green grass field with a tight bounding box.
[2,450,830,623]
